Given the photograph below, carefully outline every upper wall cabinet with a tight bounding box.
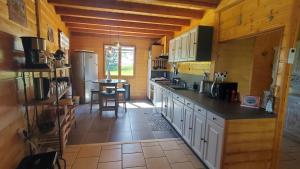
[169,26,213,62]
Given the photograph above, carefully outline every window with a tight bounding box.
[104,45,135,76]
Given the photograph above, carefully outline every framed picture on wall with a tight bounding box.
[47,27,54,42]
[7,0,27,27]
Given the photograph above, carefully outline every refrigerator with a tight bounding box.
[71,50,98,104]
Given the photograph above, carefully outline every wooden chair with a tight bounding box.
[117,88,127,112]
[98,82,118,118]
[90,90,99,113]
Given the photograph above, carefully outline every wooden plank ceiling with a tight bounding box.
[48,0,219,39]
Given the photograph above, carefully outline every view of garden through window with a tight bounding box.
[104,45,135,76]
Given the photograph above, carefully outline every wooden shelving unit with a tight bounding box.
[20,66,74,157]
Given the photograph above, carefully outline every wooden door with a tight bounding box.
[182,106,193,144]
[192,112,206,159]
[188,27,198,61]
[172,99,184,134]
[204,120,224,169]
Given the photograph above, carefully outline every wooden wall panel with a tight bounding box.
[223,118,276,169]
[39,0,69,52]
[0,0,69,168]
[70,35,155,99]
[216,38,255,98]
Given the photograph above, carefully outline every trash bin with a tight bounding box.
[123,83,130,101]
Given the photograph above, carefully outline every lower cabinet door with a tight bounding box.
[191,113,206,159]
[172,99,184,134]
[166,95,173,122]
[203,120,224,169]
[183,106,193,144]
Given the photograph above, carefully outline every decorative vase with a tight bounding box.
[106,67,112,81]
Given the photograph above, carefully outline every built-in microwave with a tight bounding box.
[202,80,238,101]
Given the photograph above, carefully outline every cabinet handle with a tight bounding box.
[213,117,216,120]
[189,127,192,130]
[201,138,204,141]
[198,109,201,111]
[177,97,179,99]
[181,120,183,122]
[187,103,190,105]
[204,140,207,143]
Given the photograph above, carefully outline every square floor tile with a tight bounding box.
[141,141,159,147]
[179,144,193,155]
[171,162,195,169]
[72,157,99,169]
[64,146,80,153]
[97,161,122,169]
[142,146,164,158]
[63,152,77,167]
[187,154,206,169]
[164,150,188,163]
[77,146,101,158]
[123,153,146,168]
[102,144,122,150]
[146,157,171,169]
[122,143,142,154]
[159,141,180,150]
[99,149,121,162]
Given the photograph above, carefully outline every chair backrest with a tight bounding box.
[99,82,118,91]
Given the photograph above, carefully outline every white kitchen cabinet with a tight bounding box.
[180,32,190,61]
[174,37,182,62]
[162,89,168,117]
[182,106,193,144]
[168,39,175,62]
[153,84,163,113]
[191,111,207,159]
[166,93,173,122]
[172,99,184,134]
[168,26,213,62]
[203,119,224,169]
[188,27,198,61]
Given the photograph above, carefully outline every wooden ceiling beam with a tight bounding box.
[156,0,219,8]
[48,0,204,19]
[55,6,190,26]
[66,23,174,36]
[61,16,181,31]
[70,29,163,39]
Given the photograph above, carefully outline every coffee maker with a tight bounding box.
[21,37,48,68]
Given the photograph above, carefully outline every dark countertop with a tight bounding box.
[154,81,276,120]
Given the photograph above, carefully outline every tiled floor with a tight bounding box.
[68,100,179,144]
[279,136,300,169]
[63,138,206,169]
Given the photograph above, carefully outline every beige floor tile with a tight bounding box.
[124,167,147,169]
[65,146,80,153]
[146,157,171,169]
[97,161,122,169]
[142,145,165,158]
[99,149,121,162]
[72,157,99,169]
[176,140,185,145]
[123,153,146,168]
[141,142,159,147]
[164,150,188,163]
[102,144,121,150]
[77,146,101,158]
[63,152,77,167]
[187,154,205,169]
[122,143,142,154]
[179,144,193,155]
[159,141,180,150]
[171,162,195,169]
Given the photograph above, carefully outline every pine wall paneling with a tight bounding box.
[0,0,69,168]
